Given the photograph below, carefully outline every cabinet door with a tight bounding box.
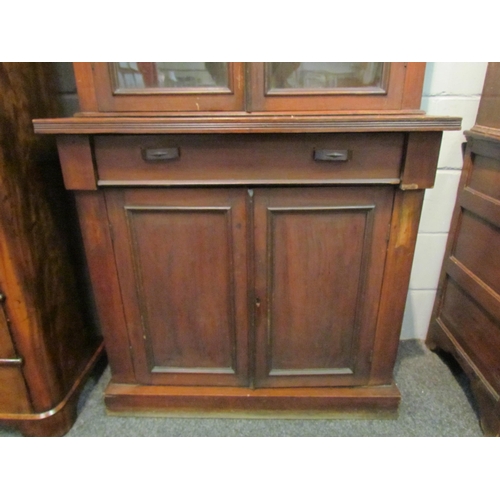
[78,62,245,112]
[253,187,393,388]
[248,63,425,112]
[105,188,250,386]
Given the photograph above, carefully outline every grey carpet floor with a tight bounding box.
[0,340,484,436]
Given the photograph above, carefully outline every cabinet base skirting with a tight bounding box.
[427,319,500,437]
[104,382,401,419]
[0,340,105,437]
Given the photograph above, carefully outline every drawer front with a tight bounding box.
[95,133,404,185]
[0,298,31,414]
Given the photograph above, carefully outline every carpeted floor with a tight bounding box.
[0,340,484,437]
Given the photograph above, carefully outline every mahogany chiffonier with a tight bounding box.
[34,62,460,417]
[0,63,104,436]
[426,62,500,436]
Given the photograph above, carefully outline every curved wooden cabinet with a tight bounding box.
[0,63,103,436]
[33,62,460,417]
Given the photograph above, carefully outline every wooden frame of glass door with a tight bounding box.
[247,62,426,112]
[74,62,245,113]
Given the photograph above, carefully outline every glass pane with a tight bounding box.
[112,62,229,90]
[266,62,385,91]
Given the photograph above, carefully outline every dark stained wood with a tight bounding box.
[104,188,250,387]
[400,63,426,110]
[253,187,393,388]
[105,380,400,417]
[73,62,99,113]
[370,189,425,384]
[401,132,443,189]
[249,63,424,112]
[0,299,32,413]
[56,135,97,190]
[0,62,103,436]
[426,66,500,435]
[33,113,462,135]
[74,191,136,383]
[94,133,404,185]
[35,60,452,418]
[475,63,500,129]
[90,63,246,113]
[1,342,105,436]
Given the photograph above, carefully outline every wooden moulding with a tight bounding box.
[34,114,462,135]
[105,382,401,419]
[0,341,105,437]
[426,320,500,437]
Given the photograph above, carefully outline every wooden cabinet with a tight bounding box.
[74,62,425,113]
[0,63,104,436]
[34,62,461,417]
[426,63,500,436]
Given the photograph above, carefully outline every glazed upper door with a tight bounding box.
[80,62,245,112]
[253,186,394,388]
[248,62,425,112]
[105,188,250,386]
[74,62,425,113]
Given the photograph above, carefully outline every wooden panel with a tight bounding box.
[400,131,442,189]
[95,133,404,185]
[0,367,32,413]
[105,188,249,387]
[254,187,393,388]
[0,63,98,413]
[74,191,135,383]
[73,63,99,113]
[90,62,245,112]
[57,135,97,190]
[467,149,500,200]
[475,63,500,129]
[0,300,31,413]
[370,189,425,384]
[440,279,500,391]
[453,210,500,294]
[249,63,422,112]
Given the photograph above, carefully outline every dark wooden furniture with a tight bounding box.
[35,62,460,417]
[426,63,500,436]
[0,63,104,436]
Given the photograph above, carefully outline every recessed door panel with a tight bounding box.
[253,187,393,387]
[105,188,249,386]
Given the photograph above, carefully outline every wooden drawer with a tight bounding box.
[94,133,404,185]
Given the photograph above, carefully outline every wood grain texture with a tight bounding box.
[94,133,404,185]
[57,135,97,190]
[0,63,99,413]
[33,114,462,135]
[400,131,443,189]
[0,63,103,435]
[426,107,500,435]
[105,380,400,417]
[104,188,250,387]
[370,189,425,384]
[249,63,419,112]
[74,191,136,383]
[90,62,245,113]
[253,187,393,388]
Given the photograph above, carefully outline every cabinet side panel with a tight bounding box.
[370,189,425,384]
[74,191,136,383]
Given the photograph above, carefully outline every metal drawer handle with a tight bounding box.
[314,149,350,162]
[142,147,180,162]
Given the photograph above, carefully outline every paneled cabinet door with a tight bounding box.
[253,187,394,388]
[105,188,250,387]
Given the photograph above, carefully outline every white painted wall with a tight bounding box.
[400,62,488,339]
